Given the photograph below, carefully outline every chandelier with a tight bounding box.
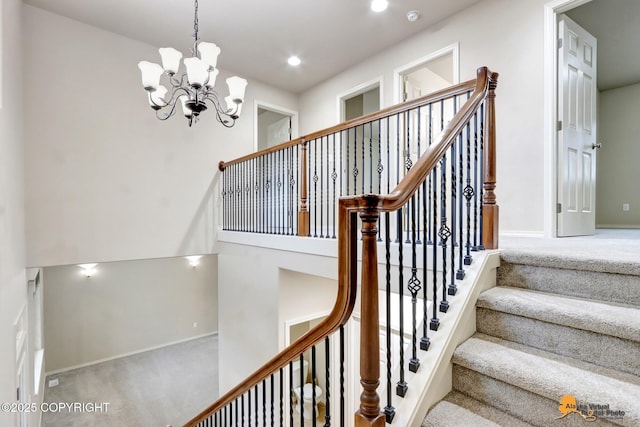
[137,0,247,127]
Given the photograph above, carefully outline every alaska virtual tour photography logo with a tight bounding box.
[557,395,625,422]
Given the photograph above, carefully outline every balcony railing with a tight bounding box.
[189,66,499,426]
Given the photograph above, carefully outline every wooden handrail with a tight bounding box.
[184,195,359,426]
[217,78,477,172]
[188,67,497,426]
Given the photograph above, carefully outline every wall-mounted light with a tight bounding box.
[185,256,202,268]
[78,263,98,278]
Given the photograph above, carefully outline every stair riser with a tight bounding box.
[452,365,621,427]
[476,308,640,376]
[497,263,640,307]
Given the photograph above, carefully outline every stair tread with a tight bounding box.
[500,249,640,276]
[423,391,535,427]
[478,287,640,342]
[453,335,640,424]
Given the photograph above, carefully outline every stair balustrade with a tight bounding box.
[187,66,499,427]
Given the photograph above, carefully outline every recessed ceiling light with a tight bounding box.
[288,56,301,66]
[371,0,388,13]
[407,10,421,22]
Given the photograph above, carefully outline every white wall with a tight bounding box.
[43,255,218,373]
[298,0,549,235]
[217,238,338,394]
[23,5,298,267]
[0,0,28,425]
[597,82,640,227]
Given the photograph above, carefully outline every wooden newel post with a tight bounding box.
[298,139,310,236]
[355,207,385,427]
[482,72,499,250]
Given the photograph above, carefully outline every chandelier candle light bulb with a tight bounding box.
[137,0,247,127]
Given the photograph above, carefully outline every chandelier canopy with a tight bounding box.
[137,0,247,127]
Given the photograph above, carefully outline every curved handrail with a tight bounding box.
[186,67,496,426]
[184,200,359,425]
[218,78,477,171]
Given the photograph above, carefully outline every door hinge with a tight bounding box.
[557,203,562,214]
[557,120,563,131]
[558,38,563,49]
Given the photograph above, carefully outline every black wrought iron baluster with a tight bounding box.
[262,379,267,427]
[214,409,218,427]
[295,145,300,235]
[277,149,282,234]
[383,212,395,423]
[345,130,350,196]
[478,102,485,251]
[241,394,245,427]
[408,196,421,374]
[221,170,226,231]
[254,384,259,426]
[287,147,292,236]
[232,164,237,231]
[395,114,401,243]
[248,387,252,426]
[339,325,345,427]
[320,138,325,238]
[457,129,465,279]
[266,156,271,234]
[361,124,365,195]
[299,354,305,424]
[439,156,451,314]
[450,95,459,280]
[312,345,318,426]
[405,111,412,244]
[369,121,374,194]
[376,119,383,242]
[332,133,337,239]
[313,139,319,237]
[270,374,275,427]
[386,117,391,243]
[416,107,422,245]
[353,127,358,196]
[421,177,430,351]
[235,398,239,427]
[324,336,331,427]
[396,210,407,397]
[449,137,459,296]
[464,118,474,266]
[427,103,433,244]
[279,368,284,427]
[289,362,294,427]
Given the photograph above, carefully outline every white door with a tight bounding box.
[267,116,291,148]
[557,15,598,236]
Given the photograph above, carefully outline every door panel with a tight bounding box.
[557,15,597,236]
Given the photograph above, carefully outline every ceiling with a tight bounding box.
[567,0,640,91]
[23,0,481,94]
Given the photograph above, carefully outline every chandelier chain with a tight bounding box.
[193,0,200,56]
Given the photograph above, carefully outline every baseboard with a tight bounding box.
[45,331,218,377]
[499,230,545,238]
[597,224,640,229]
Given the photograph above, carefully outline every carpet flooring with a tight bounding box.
[41,334,218,427]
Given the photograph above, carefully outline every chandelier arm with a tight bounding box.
[155,99,180,121]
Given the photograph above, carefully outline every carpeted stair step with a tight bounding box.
[497,252,640,307]
[422,391,534,427]
[452,334,640,427]
[476,287,640,375]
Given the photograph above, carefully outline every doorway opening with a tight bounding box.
[545,0,640,237]
[255,103,298,151]
[394,43,459,104]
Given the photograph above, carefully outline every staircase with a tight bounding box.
[423,250,640,427]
